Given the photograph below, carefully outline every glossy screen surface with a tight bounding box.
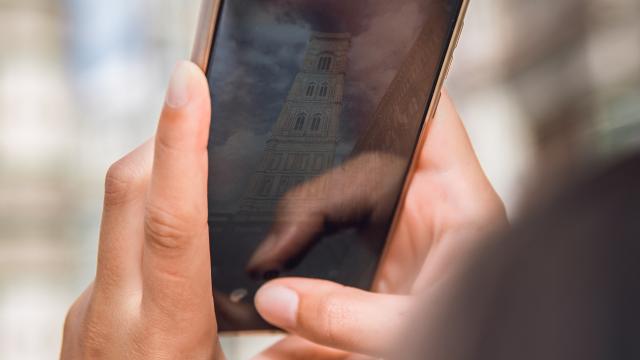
[206,0,463,331]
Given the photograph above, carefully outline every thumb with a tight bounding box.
[255,278,411,357]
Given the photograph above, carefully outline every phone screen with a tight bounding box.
[206,0,463,331]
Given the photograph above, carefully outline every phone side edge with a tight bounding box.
[372,0,471,291]
[191,0,285,338]
[191,0,223,71]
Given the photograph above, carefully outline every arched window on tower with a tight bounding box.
[318,56,333,71]
[294,113,306,131]
[311,114,322,131]
[306,83,316,97]
[319,83,328,97]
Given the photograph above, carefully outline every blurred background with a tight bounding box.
[0,0,638,359]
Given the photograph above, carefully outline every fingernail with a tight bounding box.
[165,61,192,109]
[255,285,299,328]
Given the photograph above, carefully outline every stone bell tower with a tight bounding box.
[237,32,351,220]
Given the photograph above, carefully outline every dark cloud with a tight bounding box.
[264,0,429,36]
[207,0,430,209]
[267,0,373,34]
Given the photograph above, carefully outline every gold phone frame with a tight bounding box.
[191,0,470,336]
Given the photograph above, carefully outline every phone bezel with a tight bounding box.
[191,0,470,336]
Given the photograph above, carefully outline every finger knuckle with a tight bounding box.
[63,284,93,335]
[315,292,349,344]
[104,159,143,205]
[63,301,81,337]
[80,317,109,357]
[144,202,200,251]
[155,129,188,155]
[63,287,111,358]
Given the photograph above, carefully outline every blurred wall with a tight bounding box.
[0,1,199,358]
[0,0,638,359]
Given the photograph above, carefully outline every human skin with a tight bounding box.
[61,61,223,359]
[251,82,506,359]
[61,61,505,359]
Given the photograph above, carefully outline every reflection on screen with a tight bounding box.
[206,0,462,331]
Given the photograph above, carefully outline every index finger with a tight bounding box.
[141,61,213,313]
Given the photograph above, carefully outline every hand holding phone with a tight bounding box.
[252,92,508,358]
[62,62,223,359]
[197,0,472,332]
[61,66,504,359]
[62,0,511,358]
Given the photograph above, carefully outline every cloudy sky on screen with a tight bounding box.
[207,0,429,210]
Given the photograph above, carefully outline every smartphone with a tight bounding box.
[192,0,468,333]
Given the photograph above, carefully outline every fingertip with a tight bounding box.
[255,283,299,328]
[155,62,211,161]
[165,61,209,106]
[184,60,211,106]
